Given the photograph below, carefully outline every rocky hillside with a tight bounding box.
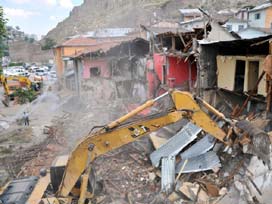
[45,0,267,43]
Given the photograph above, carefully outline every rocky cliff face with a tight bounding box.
[45,0,266,43]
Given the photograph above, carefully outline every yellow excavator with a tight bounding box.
[1,75,42,106]
[0,90,270,204]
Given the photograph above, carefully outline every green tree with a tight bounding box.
[42,37,56,50]
[0,6,8,74]
[0,7,7,37]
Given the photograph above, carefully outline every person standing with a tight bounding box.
[23,112,29,126]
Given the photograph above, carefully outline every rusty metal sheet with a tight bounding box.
[150,122,201,167]
[176,151,221,173]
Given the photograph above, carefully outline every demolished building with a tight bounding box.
[198,35,272,117]
[71,38,149,103]
[144,19,238,98]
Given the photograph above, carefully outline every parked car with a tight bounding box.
[49,70,57,78]
[29,66,39,73]
[35,69,46,76]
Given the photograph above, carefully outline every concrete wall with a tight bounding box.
[79,56,148,102]
[9,40,53,63]
[54,45,92,78]
[238,28,268,39]
[224,22,248,32]
[207,22,236,42]
[82,58,110,79]
[62,46,88,57]
[180,20,206,31]
[249,10,266,28]
[217,55,266,96]
[265,7,272,28]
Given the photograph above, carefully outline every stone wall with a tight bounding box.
[9,40,54,63]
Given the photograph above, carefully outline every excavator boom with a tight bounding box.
[0,90,231,204]
[57,91,227,199]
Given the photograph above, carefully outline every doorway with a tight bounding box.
[234,60,246,92]
[248,61,259,93]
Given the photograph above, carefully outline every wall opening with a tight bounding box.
[248,61,259,93]
[90,67,101,77]
[162,65,167,84]
[234,60,245,92]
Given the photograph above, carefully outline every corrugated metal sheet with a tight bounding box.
[180,134,216,159]
[86,28,136,38]
[161,156,175,193]
[176,151,221,173]
[180,121,224,159]
[150,122,201,167]
[179,9,202,16]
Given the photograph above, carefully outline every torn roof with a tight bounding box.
[199,34,272,56]
[179,9,202,16]
[84,28,136,38]
[58,37,97,47]
[249,2,272,12]
[147,27,192,36]
[57,35,136,47]
[70,38,149,58]
[180,17,207,25]
[226,17,248,23]
[217,8,238,15]
[199,33,272,45]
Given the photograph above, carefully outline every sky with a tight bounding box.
[1,0,84,39]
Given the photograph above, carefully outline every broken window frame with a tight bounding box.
[89,67,101,77]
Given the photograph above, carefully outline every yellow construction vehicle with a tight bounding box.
[1,75,42,106]
[0,90,270,204]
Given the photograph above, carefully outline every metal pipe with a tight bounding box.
[106,92,169,130]
[196,97,226,120]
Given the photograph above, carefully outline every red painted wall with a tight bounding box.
[147,53,197,97]
[167,56,197,87]
[83,57,111,79]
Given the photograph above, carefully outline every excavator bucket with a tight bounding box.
[236,120,271,168]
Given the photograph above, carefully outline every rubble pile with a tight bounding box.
[93,144,162,204]
[0,125,64,179]
[145,119,272,204]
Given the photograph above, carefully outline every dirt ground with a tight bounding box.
[0,79,161,204]
[1,79,272,204]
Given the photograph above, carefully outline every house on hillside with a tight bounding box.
[71,38,149,102]
[144,18,238,98]
[198,35,272,115]
[146,28,203,98]
[248,2,272,29]
[53,28,142,79]
[224,18,248,32]
[179,17,208,31]
[238,27,272,39]
[223,3,272,39]
[235,6,252,21]
[54,37,99,79]
[179,9,202,22]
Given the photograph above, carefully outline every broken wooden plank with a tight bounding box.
[178,182,200,201]
[149,133,167,149]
